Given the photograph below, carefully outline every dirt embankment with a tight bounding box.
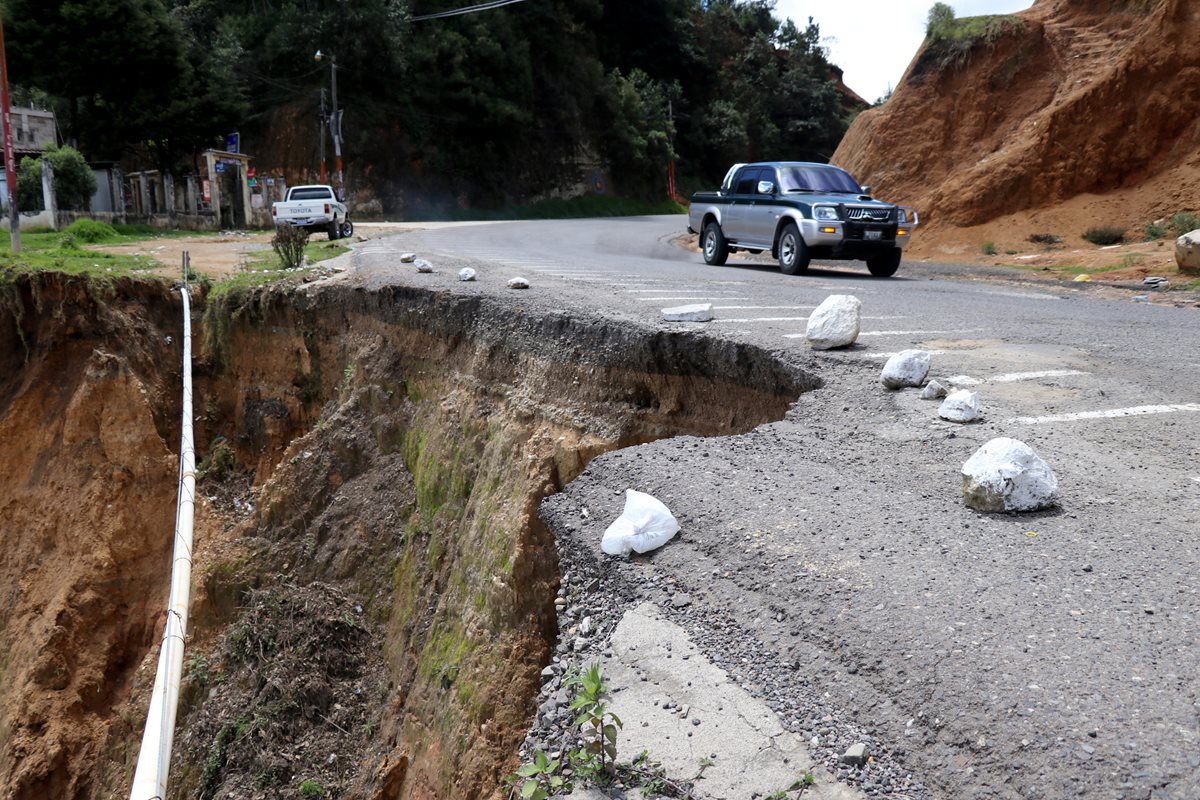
[835,0,1200,267]
[0,274,817,799]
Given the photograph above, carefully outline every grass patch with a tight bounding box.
[1144,222,1167,241]
[406,194,686,222]
[980,241,997,256]
[0,229,157,284]
[924,4,1025,71]
[1082,226,1125,246]
[0,223,230,283]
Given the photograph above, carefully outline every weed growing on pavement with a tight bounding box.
[508,664,704,799]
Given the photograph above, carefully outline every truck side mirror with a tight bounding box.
[756,181,776,195]
[860,185,872,196]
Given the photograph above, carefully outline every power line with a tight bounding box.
[409,0,531,22]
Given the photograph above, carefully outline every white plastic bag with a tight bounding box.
[600,489,680,556]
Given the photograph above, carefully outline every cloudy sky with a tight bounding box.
[773,0,1035,102]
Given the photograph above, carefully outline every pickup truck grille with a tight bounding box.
[844,206,894,222]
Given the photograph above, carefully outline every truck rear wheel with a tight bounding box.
[778,222,810,275]
[867,249,901,277]
[702,221,729,266]
[327,220,340,241]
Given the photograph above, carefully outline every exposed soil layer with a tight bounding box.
[0,274,818,798]
[835,0,1200,264]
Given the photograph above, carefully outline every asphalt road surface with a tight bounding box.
[348,216,1199,800]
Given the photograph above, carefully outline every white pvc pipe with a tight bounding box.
[130,282,196,800]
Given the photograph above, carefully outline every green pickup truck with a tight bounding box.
[687,161,918,277]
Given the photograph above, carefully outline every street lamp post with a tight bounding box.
[314,49,343,199]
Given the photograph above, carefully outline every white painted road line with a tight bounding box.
[712,306,815,310]
[1193,477,1200,484]
[989,369,1090,383]
[637,297,751,302]
[1011,404,1200,425]
[856,329,982,337]
[781,329,978,340]
[713,317,810,323]
[853,350,949,360]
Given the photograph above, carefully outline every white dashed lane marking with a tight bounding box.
[989,370,1090,383]
[852,350,949,360]
[637,297,751,302]
[782,329,977,340]
[714,317,810,323]
[1011,404,1200,425]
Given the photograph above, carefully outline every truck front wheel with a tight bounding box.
[340,219,354,239]
[867,248,901,277]
[778,222,810,275]
[702,221,729,266]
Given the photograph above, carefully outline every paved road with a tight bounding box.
[348,216,1199,799]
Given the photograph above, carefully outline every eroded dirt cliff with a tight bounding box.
[0,274,818,799]
[834,0,1200,256]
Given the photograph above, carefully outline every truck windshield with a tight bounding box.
[779,166,862,194]
[289,187,334,200]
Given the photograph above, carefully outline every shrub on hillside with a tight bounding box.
[1082,226,1125,246]
[272,224,309,269]
[1169,211,1200,235]
[65,218,119,243]
[924,3,1024,71]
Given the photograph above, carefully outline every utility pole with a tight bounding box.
[0,14,20,253]
[315,49,343,200]
[319,87,327,184]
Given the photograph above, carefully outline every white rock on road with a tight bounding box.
[507,276,531,289]
[920,379,949,400]
[938,389,982,422]
[962,437,1059,512]
[880,349,931,389]
[662,303,714,322]
[458,267,477,281]
[805,295,861,350]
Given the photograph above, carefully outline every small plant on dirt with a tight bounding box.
[197,436,235,483]
[1169,211,1200,235]
[272,224,309,269]
[57,232,79,250]
[510,750,566,800]
[1144,221,1167,241]
[980,241,997,256]
[1027,232,1062,246]
[1082,226,1125,246]
[1119,254,1145,270]
[298,778,326,797]
[566,663,623,782]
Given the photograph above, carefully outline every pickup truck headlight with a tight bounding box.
[895,208,908,223]
[813,206,838,221]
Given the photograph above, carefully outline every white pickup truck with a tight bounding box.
[271,185,352,240]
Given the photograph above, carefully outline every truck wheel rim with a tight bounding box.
[704,232,715,257]
[781,234,795,265]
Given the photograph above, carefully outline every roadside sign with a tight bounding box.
[225,132,239,153]
[202,179,211,202]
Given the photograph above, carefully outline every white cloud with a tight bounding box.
[774,1,1034,103]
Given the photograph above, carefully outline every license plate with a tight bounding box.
[864,230,882,240]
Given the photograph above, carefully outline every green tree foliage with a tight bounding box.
[5,0,856,206]
[17,145,97,211]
